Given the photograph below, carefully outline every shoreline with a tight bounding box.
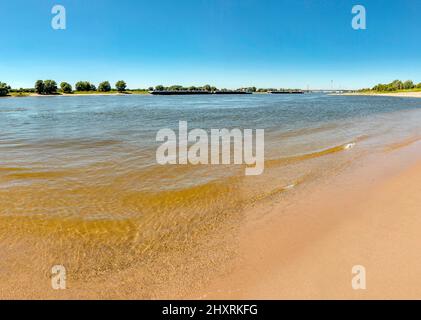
[2,91,301,98]
[3,92,150,98]
[337,91,421,98]
[194,139,421,299]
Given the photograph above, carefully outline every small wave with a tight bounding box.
[283,183,296,190]
[45,138,122,150]
[344,142,356,150]
[265,141,358,168]
[249,182,298,203]
[273,123,339,139]
[0,167,27,172]
[384,136,421,152]
[0,108,27,113]
[2,170,71,181]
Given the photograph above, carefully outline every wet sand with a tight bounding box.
[1,141,421,299]
[196,140,421,299]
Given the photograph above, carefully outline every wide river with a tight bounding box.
[0,93,420,297]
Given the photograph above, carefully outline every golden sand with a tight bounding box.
[0,132,420,299]
[195,140,421,299]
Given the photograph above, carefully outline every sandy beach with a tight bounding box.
[0,94,420,299]
[196,139,421,299]
[3,0,421,304]
[340,91,421,98]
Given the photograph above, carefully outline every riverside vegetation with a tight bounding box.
[4,79,420,97]
[0,80,133,97]
[0,81,304,97]
[359,79,421,93]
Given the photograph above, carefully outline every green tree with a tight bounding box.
[155,85,164,91]
[75,81,94,91]
[373,84,385,91]
[98,81,111,92]
[403,80,415,90]
[75,81,86,91]
[417,83,421,89]
[0,82,10,96]
[43,80,58,94]
[203,84,212,92]
[60,82,73,94]
[391,80,403,91]
[115,80,127,92]
[169,85,183,91]
[35,80,45,94]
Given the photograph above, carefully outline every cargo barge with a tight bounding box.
[268,90,304,94]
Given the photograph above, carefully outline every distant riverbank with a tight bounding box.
[4,91,150,98]
[3,90,306,98]
[335,91,421,98]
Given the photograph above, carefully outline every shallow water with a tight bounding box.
[0,93,420,296]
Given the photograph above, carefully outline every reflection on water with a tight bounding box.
[0,94,420,297]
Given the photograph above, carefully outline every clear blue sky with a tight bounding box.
[1,0,420,89]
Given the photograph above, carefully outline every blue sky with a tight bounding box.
[1,0,421,89]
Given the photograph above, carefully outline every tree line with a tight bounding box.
[152,85,217,92]
[371,80,421,92]
[0,79,128,96]
[1,82,278,96]
[0,83,300,96]
[150,85,260,92]
[149,86,303,93]
[33,80,128,95]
